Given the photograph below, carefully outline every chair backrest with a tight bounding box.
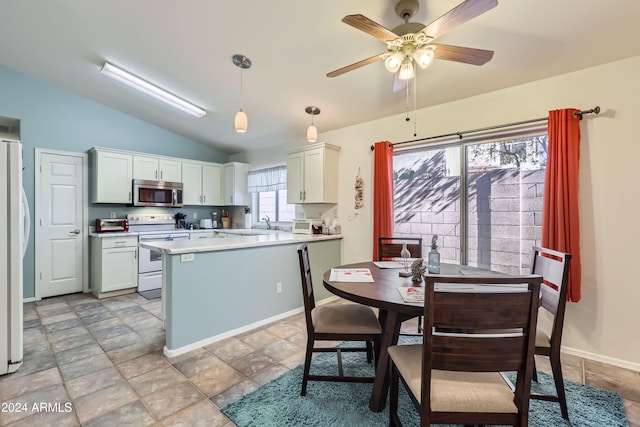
[297,243,316,335]
[377,237,423,261]
[422,274,542,421]
[531,246,572,344]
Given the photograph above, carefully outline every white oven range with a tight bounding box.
[127,214,188,292]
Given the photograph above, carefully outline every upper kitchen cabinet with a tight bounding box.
[222,162,249,206]
[182,161,222,206]
[91,148,133,204]
[287,143,340,204]
[133,155,182,182]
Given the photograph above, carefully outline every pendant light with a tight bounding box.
[305,106,320,142]
[232,54,251,133]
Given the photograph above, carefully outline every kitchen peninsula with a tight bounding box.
[139,232,342,356]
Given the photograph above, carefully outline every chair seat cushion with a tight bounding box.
[389,344,518,413]
[311,304,382,334]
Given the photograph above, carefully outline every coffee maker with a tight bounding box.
[211,212,219,229]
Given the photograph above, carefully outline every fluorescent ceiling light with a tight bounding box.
[100,62,206,118]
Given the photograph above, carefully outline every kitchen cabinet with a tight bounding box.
[182,161,222,206]
[90,236,138,298]
[91,148,133,204]
[133,155,182,182]
[287,142,340,203]
[222,162,249,205]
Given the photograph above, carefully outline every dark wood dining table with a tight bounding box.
[322,261,508,412]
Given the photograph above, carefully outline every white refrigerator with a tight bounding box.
[1,138,29,375]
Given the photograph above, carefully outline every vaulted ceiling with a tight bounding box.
[2,0,639,154]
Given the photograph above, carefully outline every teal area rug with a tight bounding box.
[222,340,629,427]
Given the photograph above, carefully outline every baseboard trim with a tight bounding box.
[562,345,640,373]
[164,306,306,358]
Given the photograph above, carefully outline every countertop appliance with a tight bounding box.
[96,218,129,232]
[127,214,189,293]
[1,139,30,375]
[199,219,213,229]
[132,179,183,208]
[292,219,323,234]
[212,212,218,229]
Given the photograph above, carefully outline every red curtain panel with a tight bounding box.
[372,141,394,261]
[543,109,582,302]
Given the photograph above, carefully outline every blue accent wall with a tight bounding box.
[0,65,230,299]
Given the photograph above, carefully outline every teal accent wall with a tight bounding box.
[0,65,230,299]
[164,239,341,351]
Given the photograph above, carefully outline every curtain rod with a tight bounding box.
[370,106,601,151]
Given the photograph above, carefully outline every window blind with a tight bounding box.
[247,165,287,193]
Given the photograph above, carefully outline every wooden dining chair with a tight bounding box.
[378,237,423,261]
[388,274,542,427]
[530,246,572,419]
[378,237,424,333]
[296,243,382,396]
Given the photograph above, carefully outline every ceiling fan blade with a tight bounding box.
[432,44,494,65]
[422,0,498,41]
[342,14,399,42]
[326,53,386,78]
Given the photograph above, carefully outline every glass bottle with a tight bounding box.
[428,235,441,274]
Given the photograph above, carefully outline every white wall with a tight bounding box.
[235,55,640,370]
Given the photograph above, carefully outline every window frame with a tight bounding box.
[393,125,548,271]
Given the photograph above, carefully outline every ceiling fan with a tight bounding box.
[327,0,498,89]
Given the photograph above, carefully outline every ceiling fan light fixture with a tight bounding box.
[305,106,320,142]
[398,58,415,80]
[232,54,251,134]
[413,47,434,68]
[384,52,404,73]
[100,62,206,118]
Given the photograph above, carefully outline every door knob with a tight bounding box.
[70,229,81,234]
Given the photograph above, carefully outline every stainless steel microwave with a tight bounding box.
[132,179,183,207]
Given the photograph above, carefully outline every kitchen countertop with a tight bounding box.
[88,228,283,238]
[139,232,342,254]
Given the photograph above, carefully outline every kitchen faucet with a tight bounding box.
[262,215,271,230]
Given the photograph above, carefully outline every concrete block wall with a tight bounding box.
[394,169,545,274]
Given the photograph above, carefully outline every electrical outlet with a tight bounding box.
[192,212,197,219]
[180,253,195,262]
[276,282,282,294]
[110,211,116,219]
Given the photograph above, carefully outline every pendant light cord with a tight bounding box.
[239,67,244,111]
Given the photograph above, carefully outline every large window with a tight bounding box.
[393,133,547,274]
[256,190,295,222]
[248,165,295,224]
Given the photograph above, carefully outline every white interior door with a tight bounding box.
[36,150,87,298]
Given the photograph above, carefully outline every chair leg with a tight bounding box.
[301,340,313,396]
[366,341,373,363]
[373,338,381,369]
[532,357,538,382]
[389,363,402,427]
[550,351,569,419]
[417,315,423,334]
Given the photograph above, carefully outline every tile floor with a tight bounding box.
[0,291,638,426]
